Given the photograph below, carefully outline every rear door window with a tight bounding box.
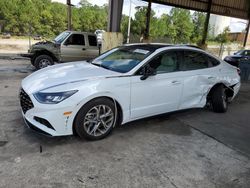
[179,50,209,71]
[207,56,220,67]
[88,35,97,46]
[147,51,180,74]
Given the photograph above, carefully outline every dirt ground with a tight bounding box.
[0,59,250,188]
[0,38,38,54]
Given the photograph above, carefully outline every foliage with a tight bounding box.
[0,0,107,38]
[121,7,201,44]
[191,12,206,44]
[0,1,210,44]
[215,26,230,44]
[169,8,194,43]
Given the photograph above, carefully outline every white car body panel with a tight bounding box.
[130,72,183,119]
[20,46,241,136]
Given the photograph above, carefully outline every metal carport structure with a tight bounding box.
[108,0,250,47]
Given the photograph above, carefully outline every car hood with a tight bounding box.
[22,61,121,94]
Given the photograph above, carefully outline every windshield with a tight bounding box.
[54,32,70,43]
[235,50,244,55]
[91,46,153,73]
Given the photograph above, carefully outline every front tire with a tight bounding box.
[74,98,116,140]
[211,85,228,113]
[34,55,54,70]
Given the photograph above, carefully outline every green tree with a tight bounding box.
[216,26,230,57]
[216,26,230,44]
[78,5,108,32]
[131,7,156,37]
[191,11,206,44]
[150,14,174,39]
[170,8,194,43]
[121,15,129,40]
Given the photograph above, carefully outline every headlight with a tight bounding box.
[33,90,78,104]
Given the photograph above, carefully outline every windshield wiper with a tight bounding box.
[91,62,112,71]
[87,59,93,63]
[91,62,101,67]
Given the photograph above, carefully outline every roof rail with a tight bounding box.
[175,44,202,49]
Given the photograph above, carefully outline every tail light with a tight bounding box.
[237,68,241,76]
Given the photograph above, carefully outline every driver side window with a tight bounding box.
[148,51,179,74]
[65,34,85,46]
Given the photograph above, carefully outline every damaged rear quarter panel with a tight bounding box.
[179,64,239,110]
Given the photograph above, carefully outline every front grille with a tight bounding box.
[20,88,34,114]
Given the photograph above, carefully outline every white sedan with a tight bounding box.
[20,44,241,140]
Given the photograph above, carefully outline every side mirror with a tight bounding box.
[140,65,156,80]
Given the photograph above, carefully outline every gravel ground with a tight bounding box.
[0,59,250,188]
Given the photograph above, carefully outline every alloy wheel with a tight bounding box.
[83,105,114,137]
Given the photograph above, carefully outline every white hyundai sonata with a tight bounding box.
[20,44,240,140]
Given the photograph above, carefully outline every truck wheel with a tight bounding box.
[211,85,228,113]
[31,56,36,65]
[34,55,54,70]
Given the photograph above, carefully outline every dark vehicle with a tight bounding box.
[224,50,250,67]
[33,35,42,40]
[2,33,11,39]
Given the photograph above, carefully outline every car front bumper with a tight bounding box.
[20,89,77,137]
[20,53,34,59]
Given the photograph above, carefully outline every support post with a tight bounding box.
[201,0,212,48]
[103,0,124,53]
[243,20,250,48]
[127,0,132,43]
[67,0,72,30]
[144,0,152,41]
[108,0,124,32]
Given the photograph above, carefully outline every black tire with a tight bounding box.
[31,56,36,65]
[211,85,228,113]
[74,98,116,140]
[34,55,54,70]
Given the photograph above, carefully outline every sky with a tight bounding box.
[52,0,248,33]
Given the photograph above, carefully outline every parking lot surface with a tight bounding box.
[0,59,250,188]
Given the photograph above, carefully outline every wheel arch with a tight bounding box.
[33,50,59,62]
[72,96,124,135]
[207,82,234,102]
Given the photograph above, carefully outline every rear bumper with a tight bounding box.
[232,82,241,99]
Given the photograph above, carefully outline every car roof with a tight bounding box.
[123,43,202,51]
[64,30,96,35]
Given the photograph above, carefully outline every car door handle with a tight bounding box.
[171,80,181,84]
[82,48,86,51]
[208,76,215,79]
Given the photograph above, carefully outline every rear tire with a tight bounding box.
[211,85,228,113]
[74,98,116,140]
[34,55,54,70]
